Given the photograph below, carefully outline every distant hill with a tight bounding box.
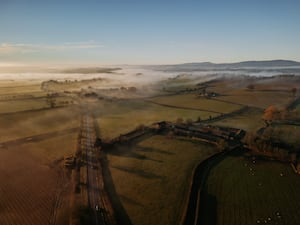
[181,60,300,68]
[149,60,300,72]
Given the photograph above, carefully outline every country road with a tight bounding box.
[81,114,116,225]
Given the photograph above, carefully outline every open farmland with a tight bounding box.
[0,72,299,225]
[206,76,299,109]
[90,99,215,140]
[149,94,242,114]
[0,95,80,225]
[106,135,218,225]
[210,108,265,133]
[0,106,80,142]
[0,82,42,96]
[201,153,300,225]
[216,90,293,109]
[262,124,300,147]
[0,131,78,225]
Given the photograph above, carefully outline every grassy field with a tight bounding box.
[149,94,241,113]
[0,98,49,113]
[202,153,300,225]
[216,90,293,109]
[90,99,215,140]
[25,132,78,163]
[0,106,80,142]
[0,83,42,95]
[263,124,300,147]
[205,77,296,109]
[107,135,217,225]
[210,108,265,133]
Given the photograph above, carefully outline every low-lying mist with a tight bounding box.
[1,64,300,89]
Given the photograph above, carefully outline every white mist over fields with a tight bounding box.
[0,65,300,88]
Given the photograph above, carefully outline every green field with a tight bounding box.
[210,108,265,133]
[150,94,241,113]
[107,135,217,225]
[202,154,300,225]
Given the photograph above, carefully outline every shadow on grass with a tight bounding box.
[111,165,166,180]
[136,145,175,155]
[199,190,217,225]
[101,152,133,225]
[119,194,143,207]
[109,145,163,163]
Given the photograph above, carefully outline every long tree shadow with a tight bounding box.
[198,189,217,225]
[108,144,163,163]
[111,165,166,180]
[119,194,143,207]
[136,145,175,155]
[100,152,133,225]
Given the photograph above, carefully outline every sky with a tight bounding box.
[0,0,300,66]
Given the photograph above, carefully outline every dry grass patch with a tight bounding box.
[26,132,78,163]
[0,106,80,142]
[218,90,293,109]
[0,98,49,113]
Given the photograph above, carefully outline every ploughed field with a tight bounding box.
[0,145,58,225]
[201,154,300,225]
[0,81,80,225]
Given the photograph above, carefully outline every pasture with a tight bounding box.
[149,94,241,113]
[202,154,300,225]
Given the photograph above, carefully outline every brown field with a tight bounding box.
[0,106,80,142]
[0,97,80,225]
[0,144,61,225]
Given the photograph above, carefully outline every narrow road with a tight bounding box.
[81,114,116,225]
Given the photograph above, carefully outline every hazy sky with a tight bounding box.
[0,0,300,65]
